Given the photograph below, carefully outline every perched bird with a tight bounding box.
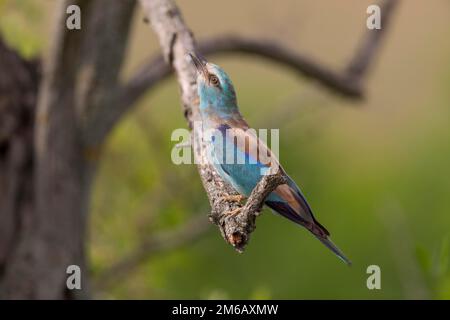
[189,53,351,265]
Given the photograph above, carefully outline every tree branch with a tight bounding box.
[94,214,211,291]
[81,0,136,148]
[136,0,288,252]
[197,36,363,97]
[133,0,398,252]
[210,171,287,252]
[94,0,398,145]
[346,0,399,79]
[84,53,168,146]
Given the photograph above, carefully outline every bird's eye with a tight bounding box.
[209,75,220,87]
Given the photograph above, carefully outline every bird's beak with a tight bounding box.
[189,52,208,79]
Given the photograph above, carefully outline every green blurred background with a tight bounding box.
[1,0,450,299]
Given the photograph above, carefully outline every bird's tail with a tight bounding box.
[265,200,351,265]
[309,215,351,265]
[315,235,352,266]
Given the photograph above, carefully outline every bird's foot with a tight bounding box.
[224,207,242,217]
[218,194,246,204]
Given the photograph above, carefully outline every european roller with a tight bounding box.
[189,53,351,265]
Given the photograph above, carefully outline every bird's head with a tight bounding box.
[189,53,238,115]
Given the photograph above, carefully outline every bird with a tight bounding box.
[189,53,351,265]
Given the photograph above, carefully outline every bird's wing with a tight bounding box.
[266,180,329,237]
[218,120,320,229]
[220,117,280,171]
[216,119,351,264]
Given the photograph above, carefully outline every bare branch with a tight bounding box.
[94,214,211,290]
[138,0,258,251]
[346,0,399,79]
[133,0,398,252]
[84,54,169,146]
[136,1,292,253]
[210,172,287,252]
[79,0,136,146]
[96,0,398,144]
[197,36,363,97]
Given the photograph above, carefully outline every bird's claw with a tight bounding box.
[224,207,241,217]
[218,194,246,204]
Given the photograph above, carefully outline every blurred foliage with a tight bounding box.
[0,0,43,57]
[2,0,450,299]
[416,235,450,299]
[89,59,450,299]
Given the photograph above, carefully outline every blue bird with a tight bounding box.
[190,53,351,265]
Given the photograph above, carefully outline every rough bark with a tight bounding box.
[0,0,135,299]
[139,0,258,251]
[0,36,40,278]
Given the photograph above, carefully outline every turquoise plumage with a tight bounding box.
[190,53,351,265]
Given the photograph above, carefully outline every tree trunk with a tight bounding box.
[0,37,39,295]
[0,34,91,299]
[0,0,135,299]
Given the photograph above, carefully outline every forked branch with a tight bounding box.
[136,0,397,251]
